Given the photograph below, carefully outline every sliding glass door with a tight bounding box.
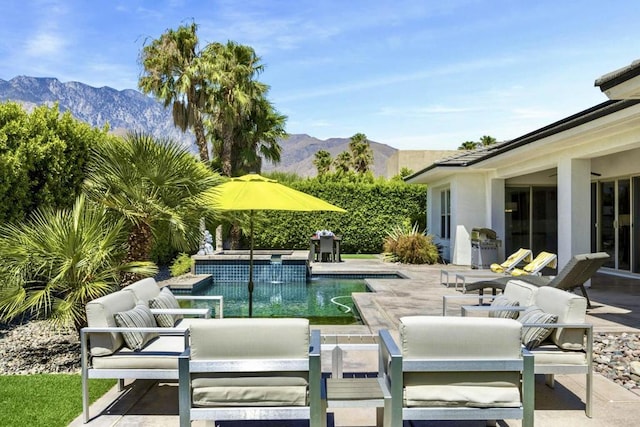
[505,186,557,258]
[595,178,635,271]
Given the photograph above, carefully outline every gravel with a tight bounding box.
[1,321,639,395]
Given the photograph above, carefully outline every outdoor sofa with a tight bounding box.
[80,277,223,423]
[178,318,325,427]
[444,280,594,417]
[378,316,534,427]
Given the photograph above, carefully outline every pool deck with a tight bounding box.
[71,257,640,427]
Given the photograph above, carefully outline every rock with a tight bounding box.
[631,361,640,376]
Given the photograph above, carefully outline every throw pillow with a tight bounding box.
[519,305,558,350]
[114,303,158,351]
[149,287,183,327]
[488,295,520,319]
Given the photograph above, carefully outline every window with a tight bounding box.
[440,189,451,239]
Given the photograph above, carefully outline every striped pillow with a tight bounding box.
[488,295,520,319]
[149,287,183,327]
[114,303,158,351]
[519,306,558,350]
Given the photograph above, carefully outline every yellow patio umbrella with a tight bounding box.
[207,173,346,316]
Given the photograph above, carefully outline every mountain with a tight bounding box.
[0,76,397,176]
[263,134,397,177]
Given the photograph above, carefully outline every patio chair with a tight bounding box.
[178,318,325,427]
[440,248,532,286]
[379,316,534,427]
[453,251,557,292]
[319,235,335,262]
[463,252,609,307]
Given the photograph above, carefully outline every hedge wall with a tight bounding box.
[252,179,426,254]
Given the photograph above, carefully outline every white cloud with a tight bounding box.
[24,31,66,57]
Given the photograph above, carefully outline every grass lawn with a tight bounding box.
[0,374,115,427]
[340,253,379,259]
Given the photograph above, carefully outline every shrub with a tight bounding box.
[383,223,439,264]
[170,253,193,276]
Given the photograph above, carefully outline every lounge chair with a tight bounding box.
[178,318,325,427]
[463,252,609,307]
[379,316,534,427]
[440,247,532,286]
[454,251,557,291]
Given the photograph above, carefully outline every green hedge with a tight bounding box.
[0,102,110,223]
[253,179,426,253]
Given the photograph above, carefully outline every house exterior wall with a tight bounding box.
[451,173,487,265]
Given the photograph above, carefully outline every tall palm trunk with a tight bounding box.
[193,118,209,162]
[121,222,154,285]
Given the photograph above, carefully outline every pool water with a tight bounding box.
[190,276,369,324]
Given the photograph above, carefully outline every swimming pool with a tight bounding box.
[190,276,371,324]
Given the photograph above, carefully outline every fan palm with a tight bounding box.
[349,133,373,173]
[139,22,210,162]
[83,132,223,265]
[0,195,155,330]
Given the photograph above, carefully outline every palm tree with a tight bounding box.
[479,135,497,146]
[349,133,374,173]
[139,23,210,162]
[458,140,479,150]
[203,41,274,177]
[83,132,222,265]
[313,150,333,176]
[0,195,156,330]
[334,151,352,173]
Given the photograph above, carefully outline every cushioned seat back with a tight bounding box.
[85,291,137,356]
[401,316,522,360]
[400,316,523,408]
[535,287,587,350]
[548,252,609,290]
[121,278,161,302]
[503,280,539,308]
[189,318,311,407]
[190,318,310,360]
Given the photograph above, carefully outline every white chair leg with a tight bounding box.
[545,373,555,388]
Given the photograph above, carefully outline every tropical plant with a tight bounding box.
[0,195,156,330]
[313,149,333,176]
[169,253,193,277]
[0,101,109,223]
[458,140,479,150]
[479,135,497,146]
[383,223,439,264]
[333,151,352,173]
[349,132,374,173]
[138,22,210,162]
[83,132,223,265]
[204,41,286,177]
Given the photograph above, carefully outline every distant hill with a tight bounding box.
[0,76,397,176]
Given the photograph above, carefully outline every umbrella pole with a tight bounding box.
[248,212,254,317]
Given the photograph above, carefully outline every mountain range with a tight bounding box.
[0,76,397,177]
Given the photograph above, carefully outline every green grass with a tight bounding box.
[340,253,380,259]
[0,374,115,427]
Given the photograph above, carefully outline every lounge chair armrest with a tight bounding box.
[150,308,210,318]
[81,326,189,335]
[174,295,224,318]
[442,294,497,315]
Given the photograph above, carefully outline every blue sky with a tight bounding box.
[1,0,639,150]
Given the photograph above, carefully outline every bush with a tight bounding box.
[383,224,439,264]
[0,102,110,224]
[253,178,426,253]
[170,253,193,276]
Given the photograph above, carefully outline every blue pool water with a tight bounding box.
[189,275,382,324]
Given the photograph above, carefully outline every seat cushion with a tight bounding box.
[519,306,558,350]
[488,295,520,319]
[404,384,522,408]
[91,335,185,370]
[529,344,588,366]
[191,376,309,407]
[149,287,183,327]
[114,303,159,351]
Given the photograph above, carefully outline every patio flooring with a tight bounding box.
[71,258,640,427]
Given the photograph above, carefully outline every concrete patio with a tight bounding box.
[70,258,640,427]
